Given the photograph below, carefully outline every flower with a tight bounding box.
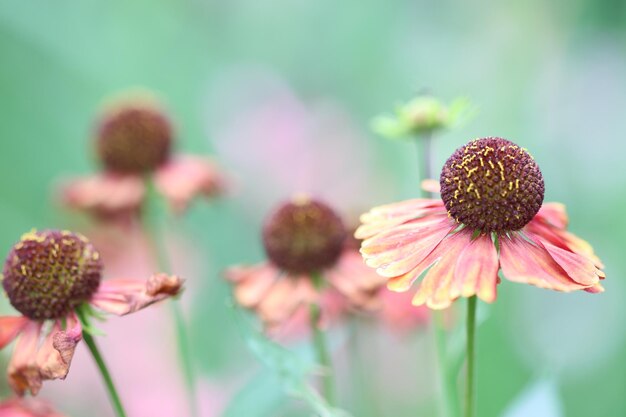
[371,95,471,139]
[0,229,183,396]
[356,137,605,310]
[226,196,386,328]
[0,398,67,417]
[61,92,225,221]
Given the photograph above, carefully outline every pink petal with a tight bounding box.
[584,283,605,293]
[325,251,386,310]
[90,274,184,315]
[421,179,441,194]
[529,233,601,286]
[256,277,310,325]
[60,173,145,220]
[8,321,43,396]
[361,215,455,277]
[0,316,29,349]
[355,199,445,239]
[155,155,226,214]
[499,234,588,292]
[535,202,568,229]
[451,233,499,303]
[412,230,473,309]
[227,264,281,307]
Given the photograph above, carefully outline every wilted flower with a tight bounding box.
[226,196,385,328]
[357,137,605,309]
[0,229,183,396]
[371,95,471,139]
[0,398,67,417]
[61,92,225,221]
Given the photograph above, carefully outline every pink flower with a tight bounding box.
[226,196,386,329]
[0,229,183,396]
[357,137,605,310]
[60,92,225,222]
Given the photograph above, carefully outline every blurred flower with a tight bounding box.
[357,137,605,309]
[371,94,471,139]
[61,91,225,222]
[0,398,67,417]
[226,196,386,329]
[0,229,183,396]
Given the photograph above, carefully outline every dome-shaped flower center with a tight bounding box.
[439,137,545,233]
[2,230,102,320]
[262,197,346,274]
[96,105,172,174]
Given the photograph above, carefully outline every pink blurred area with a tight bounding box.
[35,226,226,417]
[203,69,393,215]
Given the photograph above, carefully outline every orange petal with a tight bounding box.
[257,277,308,325]
[0,316,29,349]
[355,199,445,239]
[90,274,184,315]
[155,155,226,214]
[229,264,281,307]
[452,233,499,303]
[499,234,587,292]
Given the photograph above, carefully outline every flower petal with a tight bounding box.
[412,229,473,309]
[36,314,82,382]
[326,251,386,310]
[90,274,184,315]
[535,202,568,229]
[421,179,441,194]
[60,173,145,220]
[256,276,312,325]
[361,214,455,277]
[155,155,226,214]
[355,199,445,239]
[451,233,499,303]
[8,321,43,396]
[0,316,29,349]
[499,234,588,292]
[226,264,281,307]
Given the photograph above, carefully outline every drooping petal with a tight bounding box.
[451,233,499,303]
[154,155,226,214]
[355,199,446,239]
[499,234,589,292]
[412,229,473,309]
[227,263,282,307]
[60,173,145,220]
[584,282,605,293]
[325,251,387,310]
[8,321,43,396]
[256,276,312,325]
[361,214,455,277]
[90,273,184,315]
[0,316,29,349]
[36,313,82,382]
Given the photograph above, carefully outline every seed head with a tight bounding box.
[262,196,346,274]
[96,104,172,174]
[439,137,545,233]
[2,230,102,320]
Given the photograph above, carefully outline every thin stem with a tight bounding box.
[142,179,199,417]
[76,308,128,417]
[309,272,335,406]
[416,130,435,197]
[465,296,477,417]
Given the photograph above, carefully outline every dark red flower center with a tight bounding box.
[262,197,346,274]
[96,105,172,174]
[439,137,545,233]
[2,230,102,320]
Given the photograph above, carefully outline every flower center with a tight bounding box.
[262,196,346,274]
[2,230,103,320]
[96,105,172,174]
[439,137,545,233]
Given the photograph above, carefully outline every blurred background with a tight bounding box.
[0,1,625,416]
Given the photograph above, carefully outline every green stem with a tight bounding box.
[76,308,128,417]
[143,179,199,417]
[465,296,477,417]
[309,301,335,405]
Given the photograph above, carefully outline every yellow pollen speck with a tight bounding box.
[20,265,26,275]
[508,181,513,190]
[479,157,484,167]
[488,160,495,169]
[474,189,481,199]
[467,167,478,177]
[515,179,519,189]
[485,169,491,177]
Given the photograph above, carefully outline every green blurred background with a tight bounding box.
[0,1,624,416]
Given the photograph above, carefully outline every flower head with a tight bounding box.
[227,196,386,329]
[61,91,226,221]
[0,229,183,396]
[357,137,605,310]
[96,102,172,174]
